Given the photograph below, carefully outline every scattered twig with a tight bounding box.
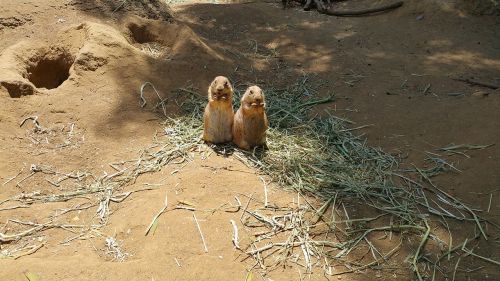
[320,1,404,17]
[412,220,431,281]
[462,240,500,266]
[3,168,24,186]
[139,82,167,116]
[193,213,208,253]
[145,192,169,236]
[331,240,402,275]
[230,219,241,250]
[487,194,493,213]
[20,116,43,131]
[112,0,127,13]
[453,77,499,90]
[260,177,269,208]
[13,243,45,260]
[438,143,494,158]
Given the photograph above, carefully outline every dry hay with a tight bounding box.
[1,75,498,280]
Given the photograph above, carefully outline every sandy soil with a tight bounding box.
[0,0,499,280]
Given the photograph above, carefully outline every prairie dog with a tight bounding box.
[203,76,234,144]
[233,85,268,150]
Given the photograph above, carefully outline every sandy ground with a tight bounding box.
[0,0,499,280]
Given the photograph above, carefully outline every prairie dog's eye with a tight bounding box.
[224,81,228,87]
[250,90,254,94]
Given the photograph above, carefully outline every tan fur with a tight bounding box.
[203,76,234,144]
[233,85,268,150]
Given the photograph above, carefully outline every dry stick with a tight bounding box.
[230,220,241,250]
[20,116,42,131]
[110,186,158,203]
[145,192,168,236]
[174,205,195,211]
[303,0,313,10]
[412,220,431,281]
[461,240,500,266]
[321,1,404,16]
[2,168,24,186]
[112,0,127,12]
[60,232,89,244]
[139,82,167,116]
[193,213,208,253]
[453,78,500,90]
[300,239,312,272]
[431,234,480,281]
[240,193,254,224]
[246,240,342,255]
[410,167,489,240]
[338,124,374,133]
[0,225,44,242]
[260,176,269,208]
[13,243,45,260]
[331,240,403,275]
[487,194,493,213]
[9,219,87,229]
[313,194,336,224]
[343,224,425,258]
[0,205,29,211]
[312,0,326,12]
[452,257,462,281]
[16,171,35,188]
[234,196,242,212]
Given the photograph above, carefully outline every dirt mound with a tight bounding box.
[0,23,110,97]
[0,15,222,98]
[0,15,32,30]
[459,0,500,15]
[69,0,174,21]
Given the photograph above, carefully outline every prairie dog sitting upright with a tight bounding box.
[203,76,234,144]
[233,85,268,150]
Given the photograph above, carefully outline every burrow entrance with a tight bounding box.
[26,49,74,90]
[128,22,159,44]
[126,21,171,59]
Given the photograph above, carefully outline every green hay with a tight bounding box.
[168,74,498,278]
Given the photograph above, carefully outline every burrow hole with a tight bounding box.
[128,23,159,44]
[127,22,171,59]
[26,49,74,90]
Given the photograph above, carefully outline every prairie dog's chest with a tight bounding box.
[245,114,267,131]
[213,109,229,123]
[207,105,233,134]
[210,107,232,125]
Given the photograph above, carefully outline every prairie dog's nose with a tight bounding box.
[216,86,224,92]
[255,98,262,104]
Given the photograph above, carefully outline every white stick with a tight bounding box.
[2,168,24,186]
[229,220,240,249]
[193,213,208,253]
[260,176,268,208]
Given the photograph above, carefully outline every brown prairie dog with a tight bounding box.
[233,85,268,150]
[203,76,234,144]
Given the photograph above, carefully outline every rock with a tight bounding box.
[472,91,489,98]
